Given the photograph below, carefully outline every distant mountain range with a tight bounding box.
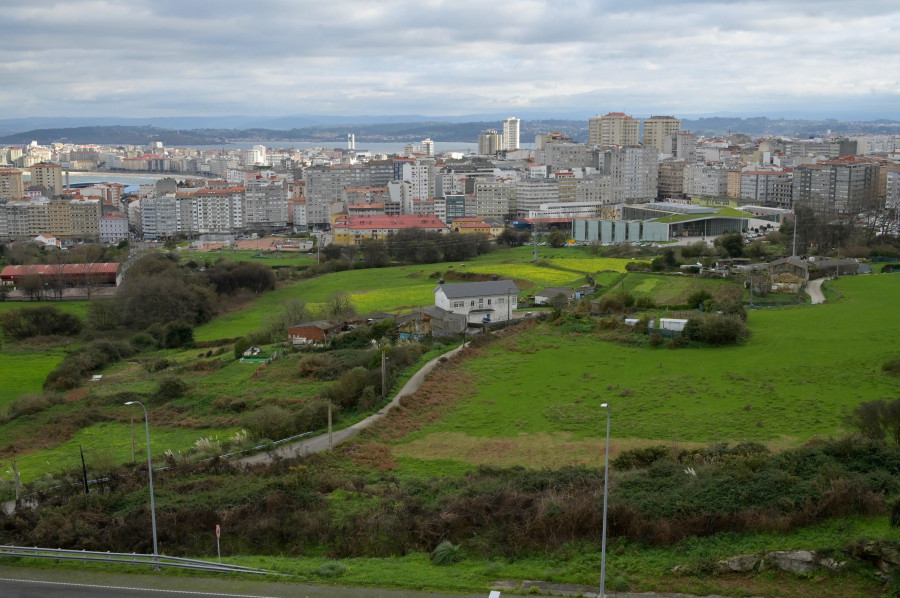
[1,116,899,146]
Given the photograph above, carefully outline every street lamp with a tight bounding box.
[125,400,158,560]
[600,402,610,598]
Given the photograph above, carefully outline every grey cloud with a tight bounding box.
[1,0,898,118]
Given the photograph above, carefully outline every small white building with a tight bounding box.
[434,280,520,323]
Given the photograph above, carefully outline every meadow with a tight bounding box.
[0,347,68,407]
[390,275,900,467]
[0,421,240,485]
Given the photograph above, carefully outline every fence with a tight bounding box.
[0,545,279,575]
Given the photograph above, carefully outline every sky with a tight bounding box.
[2,0,899,121]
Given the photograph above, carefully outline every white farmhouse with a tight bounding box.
[433,279,520,323]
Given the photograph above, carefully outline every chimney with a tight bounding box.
[439,278,445,285]
[492,275,499,281]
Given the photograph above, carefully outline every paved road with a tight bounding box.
[806,278,825,304]
[240,343,467,465]
[0,567,485,598]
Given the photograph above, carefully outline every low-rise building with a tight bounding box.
[434,279,520,323]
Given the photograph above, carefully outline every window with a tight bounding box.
[487,299,492,305]
[498,297,505,305]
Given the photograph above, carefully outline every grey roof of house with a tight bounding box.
[289,320,339,330]
[434,280,520,298]
[769,257,807,269]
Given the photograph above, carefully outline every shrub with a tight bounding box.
[684,315,749,346]
[883,358,900,377]
[431,540,462,565]
[315,561,347,578]
[635,296,655,310]
[129,332,158,352]
[156,375,188,400]
[162,321,194,349]
[612,445,672,470]
[0,306,82,340]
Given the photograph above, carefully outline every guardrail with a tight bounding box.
[0,545,278,575]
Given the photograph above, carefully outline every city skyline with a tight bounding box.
[2,1,899,121]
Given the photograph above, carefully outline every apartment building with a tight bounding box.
[683,163,730,197]
[502,117,520,151]
[30,163,63,197]
[588,112,639,146]
[643,116,681,153]
[0,168,24,201]
[792,157,877,215]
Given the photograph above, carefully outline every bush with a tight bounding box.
[241,401,331,440]
[431,540,462,565]
[0,306,82,340]
[129,332,158,352]
[162,321,194,349]
[156,375,188,400]
[315,561,347,578]
[883,358,900,377]
[684,315,749,346]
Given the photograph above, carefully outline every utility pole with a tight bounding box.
[79,445,89,495]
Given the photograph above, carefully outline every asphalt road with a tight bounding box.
[0,567,486,598]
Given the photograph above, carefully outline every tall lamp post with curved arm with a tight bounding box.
[125,400,158,559]
[600,402,611,598]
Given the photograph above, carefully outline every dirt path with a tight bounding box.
[240,342,468,465]
[806,278,825,304]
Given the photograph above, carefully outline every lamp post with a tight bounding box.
[125,400,158,560]
[600,402,610,598]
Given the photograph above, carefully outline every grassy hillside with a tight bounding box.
[389,275,900,468]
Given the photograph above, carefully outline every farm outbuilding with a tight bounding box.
[286,320,342,346]
[0,263,122,288]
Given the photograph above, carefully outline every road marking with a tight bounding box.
[0,577,281,597]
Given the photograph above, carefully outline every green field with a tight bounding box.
[0,348,68,406]
[1,421,240,484]
[391,275,900,467]
[183,248,316,268]
[0,300,90,321]
[194,247,621,341]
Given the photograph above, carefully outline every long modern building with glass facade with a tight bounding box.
[573,202,751,244]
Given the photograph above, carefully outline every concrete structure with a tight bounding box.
[332,214,448,245]
[502,117,520,151]
[478,129,503,156]
[684,163,730,197]
[792,157,877,215]
[29,163,63,197]
[741,170,792,206]
[99,214,129,244]
[0,168,25,201]
[434,279,520,323]
[589,112,639,146]
[643,116,681,153]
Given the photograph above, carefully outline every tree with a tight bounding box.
[325,291,356,320]
[548,231,567,248]
[18,273,44,301]
[716,233,745,258]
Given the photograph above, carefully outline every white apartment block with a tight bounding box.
[244,178,289,229]
[139,195,178,238]
[683,164,730,197]
[474,178,517,218]
[502,117,520,151]
[99,215,129,243]
[515,179,558,218]
[622,145,659,200]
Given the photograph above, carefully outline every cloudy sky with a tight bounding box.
[2,0,899,121]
